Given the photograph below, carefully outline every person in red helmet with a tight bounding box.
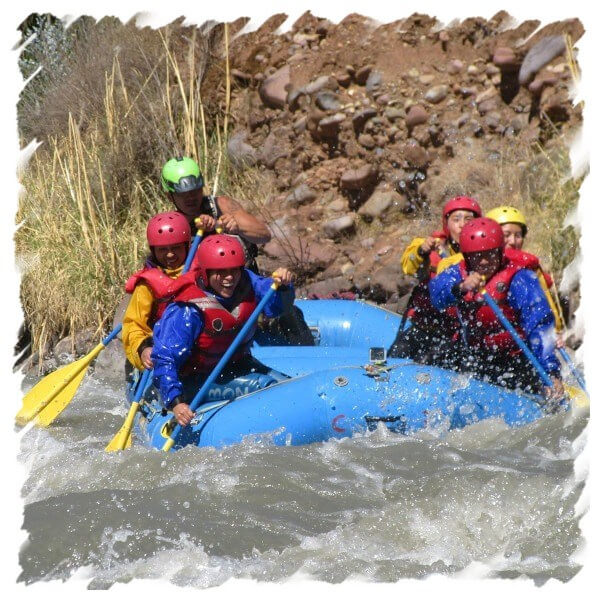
[122,212,198,371]
[429,217,564,405]
[388,196,482,363]
[150,234,295,426]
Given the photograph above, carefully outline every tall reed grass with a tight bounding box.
[16,20,264,360]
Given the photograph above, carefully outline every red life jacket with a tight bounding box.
[125,267,197,326]
[173,273,258,374]
[407,231,458,335]
[456,258,524,352]
[505,247,554,287]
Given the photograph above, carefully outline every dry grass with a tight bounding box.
[16,18,260,359]
[418,139,581,279]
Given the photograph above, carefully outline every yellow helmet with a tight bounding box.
[486,206,527,235]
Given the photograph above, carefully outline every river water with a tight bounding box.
[15,369,589,591]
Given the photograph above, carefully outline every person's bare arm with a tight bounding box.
[216,196,271,244]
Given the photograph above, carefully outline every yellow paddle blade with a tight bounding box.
[105,402,139,452]
[34,365,90,427]
[15,343,104,426]
[566,384,589,409]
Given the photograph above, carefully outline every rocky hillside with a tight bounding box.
[207,11,582,310]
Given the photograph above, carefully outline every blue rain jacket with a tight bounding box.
[429,264,561,376]
[151,269,294,406]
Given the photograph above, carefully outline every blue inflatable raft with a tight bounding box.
[130,299,565,451]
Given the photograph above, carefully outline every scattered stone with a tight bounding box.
[493,46,519,70]
[317,113,346,138]
[336,72,352,87]
[316,90,342,111]
[358,133,376,149]
[448,59,464,74]
[424,85,449,104]
[384,107,405,121]
[231,69,253,84]
[355,65,373,85]
[286,183,317,207]
[456,86,477,97]
[323,214,356,237]
[467,64,480,76]
[519,35,566,85]
[510,114,528,132]
[304,276,353,298]
[305,75,338,95]
[352,107,378,132]
[419,74,436,85]
[400,141,430,168]
[477,98,498,115]
[366,70,383,95]
[357,190,397,220]
[328,198,347,212]
[340,164,377,190]
[259,129,291,167]
[292,116,307,135]
[405,104,429,128]
[258,64,290,109]
[528,73,559,95]
[227,130,258,169]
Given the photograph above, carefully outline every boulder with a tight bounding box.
[519,35,566,85]
[340,164,378,191]
[323,214,356,238]
[357,190,397,220]
[316,90,342,111]
[259,65,290,109]
[227,131,258,169]
[424,85,449,104]
[355,65,373,85]
[493,46,519,71]
[285,183,317,207]
[405,105,428,128]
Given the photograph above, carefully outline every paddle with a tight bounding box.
[104,228,206,451]
[105,369,152,451]
[162,279,281,452]
[16,326,122,426]
[479,288,569,412]
[20,226,209,429]
[556,347,587,394]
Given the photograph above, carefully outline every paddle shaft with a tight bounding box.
[162,283,279,451]
[480,289,554,387]
[557,347,587,393]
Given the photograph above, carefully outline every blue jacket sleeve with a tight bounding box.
[429,265,463,310]
[508,269,561,376]
[151,302,204,407]
[246,269,295,317]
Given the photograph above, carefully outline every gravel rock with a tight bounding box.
[323,214,356,237]
[424,85,449,104]
[519,35,566,85]
[259,64,290,109]
[340,164,378,190]
[286,183,317,207]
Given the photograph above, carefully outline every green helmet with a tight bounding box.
[161,156,204,193]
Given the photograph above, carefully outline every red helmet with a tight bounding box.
[197,234,246,286]
[442,196,482,235]
[459,217,504,254]
[147,211,191,247]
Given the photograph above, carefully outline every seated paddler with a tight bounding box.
[428,217,564,405]
[151,234,294,426]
